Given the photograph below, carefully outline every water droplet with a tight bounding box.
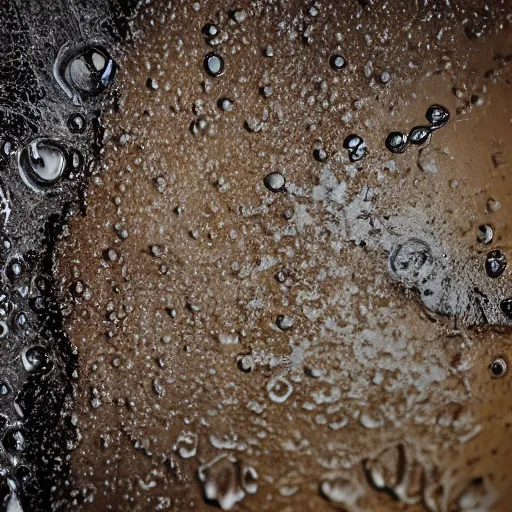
[67,113,86,133]
[204,52,224,77]
[276,314,294,331]
[485,249,506,278]
[385,132,408,153]
[263,172,285,192]
[477,224,493,245]
[425,104,450,129]
[389,239,433,285]
[57,45,116,100]
[14,312,28,331]
[18,138,67,188]
[218,98,234,112]
[260,85,273,98]
[330,54,347,70]
[379,71,391,84]
[203,23,218,38]
[343,134,367,162]
[3,429,26,453]
[500,298,512,319]
[0,380,11,399]
[313,147,328,162]
[408,126,431,145]
[22,346,46,373]
[7,258,24,281]
[489,357,507,378]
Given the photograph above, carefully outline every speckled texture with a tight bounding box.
[56,1,512,510]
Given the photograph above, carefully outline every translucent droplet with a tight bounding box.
[263,172,285,192]
[57,45,116,100]
[385,132,408,153]
[18,139,66,188]
[408,126,431,145]
[425,104,450,130]
[330,54,347,70]
[485,249,506,278]
[67,113,86,133]
[22,346,46,373]
[204,52,225,77]
[489,357,507,378]
[3,429,26,453]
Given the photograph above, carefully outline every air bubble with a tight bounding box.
[204,52,224,77]
[18,138,67,188]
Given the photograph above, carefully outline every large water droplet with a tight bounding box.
[18,139,66,189]
[55,45,116,102]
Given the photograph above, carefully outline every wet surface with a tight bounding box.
[1,0,512,510]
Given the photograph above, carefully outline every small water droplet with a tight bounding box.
[485,249,506,278]
[22,346,46,373]
[408,126,431,145]
[343,134,367,162]
[3,429,26,453]
[18,138,67,188]
[67,113,86,133]
[425,104,450,129]
[330,54,347,70]
[489,357,507,378]
[477,224,493,245]
[385,132,408,153]
[204,52,225,77]
[264,172,285,192]
[500,298,512,319]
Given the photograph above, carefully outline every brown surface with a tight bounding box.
[56,1,512,510]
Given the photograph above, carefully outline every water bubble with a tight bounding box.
[425,104,450,130]
[408,126,431,145]
[204,52,225,77]
[22,346,46,373]
[389,239,434,285]
[489,357,507,378]
[18,138,67,188]
[263,172,285,192]
[3,429,26,453]
[57,45,116,100]
[385,132,408,153]
[500,298,512,319]
[330,54,347,70]
[67,113,86,133]
[477,224,493,245]
[485,250,506,278]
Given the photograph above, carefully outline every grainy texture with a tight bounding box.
[56,1,512,511]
